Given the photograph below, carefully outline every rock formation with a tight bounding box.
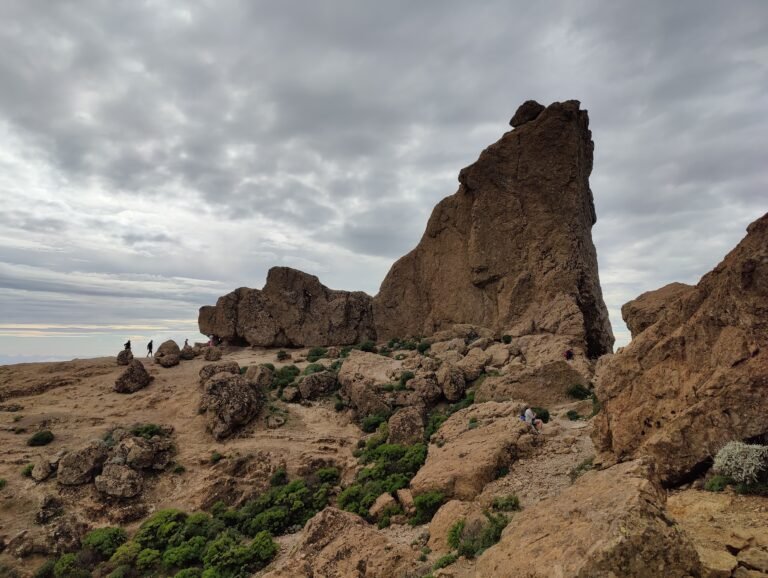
[199,373,265,440]
[198,267,375,347]
[373,100,614,359]
[154,340,180,368]
[593,213,768,484]
[114,360,153,394]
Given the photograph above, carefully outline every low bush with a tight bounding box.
[411,491,445,525]
[261,362,275,371]
[417,341,431,354]
[424,391,476,441]
[531,407,550,423]
[0,478,6,490]
[32,559,55,578]
[316,467,340,485]
[361,414,388,433]
[502,335,512,344]
[566,410,581,421]
[269,468,288,487]
[302,363,325,376]
[210,451,223,464]
[276,350,290,361]
[713,441,768,485]
[569,457,594,483]
[704,474,731,492]
[566,384,592,400]
[306,347,328,363]
[398,371,415,387]
[53,553,89,578]
[433,553,458,569]
[22,463,33,477]
[82,527,128,559]
[272,365,300,388]
[491,494,520,512]
[447,519,465,549]
[358,340,377,353]
[131,423,167,439]
[468,417,479,430]
[27,430,54,446]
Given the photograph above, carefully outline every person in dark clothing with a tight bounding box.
[564,349,574,361]
[124,339,131,351]
[147,340,153,357]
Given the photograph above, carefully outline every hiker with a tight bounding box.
[564,349,574,361]
[184,338,188,347]
[147,340,153,357]
[124,339,131,351]
[524,407,543,433]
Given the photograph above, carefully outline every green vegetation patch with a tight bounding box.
[27,430,54,446]
[566,383,592,400]
[272,365,300,388]
[306,347,328,363]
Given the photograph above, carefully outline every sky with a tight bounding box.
[0,1,766,364]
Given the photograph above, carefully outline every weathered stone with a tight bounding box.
[154,340,181,367]
[739,547,768,573]
[298,370,337,400]
[95,464,143,498]
[395,488,415,515]
[199,374,264,440]
[35,495,63,525]
[509,99,545,127]
[31,456,53,482]
[116,349,133,366]
[428,500,486,554]
[282,386,300,403]
[430,338,468,357]
[369,493,398,521]
[199,267,376,347]
[111,435,174,471]
[456,347,492,381]
[410,401,529,500]
[114,359,153,393]
[204,347,222,361]
[476,360,588,407]
[387,407,425,445]
[593,213,768,484]
[475,461,703,577]
[373,101,614,359]
[57,441,109,486]
[621,282,693,339]
[409,373,442,406]
[244,364,273,388]
[199,361,240,385]
[338,351,400,415]
[436,362,466,402]
[179,344,196,360]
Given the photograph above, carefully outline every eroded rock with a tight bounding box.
[199,374,265,440]
[94,464,143,498]
[57,441,109,486]
[114,359,153,394]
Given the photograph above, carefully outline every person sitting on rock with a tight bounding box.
[146,340,153,357]
[524,407,543,433]
[124,339,131,351]
[564,349,574,361]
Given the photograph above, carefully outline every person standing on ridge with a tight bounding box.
[147,340,153,357]
[184,338,188,347]
[124,339,131,351]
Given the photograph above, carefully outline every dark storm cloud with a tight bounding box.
[0,0,766,357]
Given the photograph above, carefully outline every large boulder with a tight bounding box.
[154,340,180,367]
[114,360,153,394]
[204,346,222,361]
[116,349,133,366]
[410,401,530,500]
[261,508,421,578]
[198,267,376,347]
[57,441,109,486]
[94,464,143,498]
[111,435,174,471]
[373,101,614,360]
[338,350,400,416]
[199,374,265,440]
[436,362,466,402]
[179,344,196,360]
[593,213,768,484]
[199,361,240,385]
[387,407,424,445]
[475,461,703,577]
[244,364,273,388]
[476,360,588,407]
[298,370,337,400]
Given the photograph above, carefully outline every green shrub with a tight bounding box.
[22,463,33,477]
[531,407,550,423]
[339,346,353,358]
[131,423,166,439]
[110,540,142,566]
[270,468,288,486]
[361,414,388,433]
[704,474,731,492]
[134,509,188,550]
[202,530,276,575]
[566,384,592,400]
[569,457,594,483]
[425,392,476,441]
[276,350,290,361]
[306,347,328,363]
[27,430,54,446]
[210,451,223,464]
[136,548,161,570]
[333,397,346,412]
[0,478,6,490]
[302,363,325,376]
[358,340,377,353]
[173,464,186,474]
[433,553,458,569]
[82,527,128,559]
[491,494,520,512]
[502,335,512,344]
[566,410,581,421]
[316,467,340,484]
[398,371,415,387]
[53,554,89,578]
[411,491,445,525]
[447,519,465,549]
[163,535,207,568]
[174,569,203,578]
[33,559,55,578]
[417,341,431,354]
[468,417,479,429]
[713,441,768,485]
[272,365,300,388]
[329,359,343,373]
[734,481,768,496]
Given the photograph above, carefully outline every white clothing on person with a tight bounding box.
[524,407,536,425]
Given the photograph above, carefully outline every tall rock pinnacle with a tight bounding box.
[373,100,614,357]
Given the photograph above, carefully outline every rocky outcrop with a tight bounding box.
[199,374,265,440]
[57,441,109,486]
[179,344,196,360]
[337,351,401,416]
[621,282,693,339]
[298,371,337,400]
[94,464,143,498]
[475,460,703,577]
[154,340,180,367]
[261,507,421,578]
[593,213,768,484]
[204,346,222,361]
[199,361,240,385]
[116,349,133,366]
[198,267,376,347]
[244,365,273,389]
[387,407,424,445]
[410,401,532,500]
[373,101,614,359]
[114,360,153,394]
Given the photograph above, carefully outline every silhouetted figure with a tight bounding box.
[147,340,153,357]
[124,339,131,351]
[564,349,574,361]
[184,338,188,347]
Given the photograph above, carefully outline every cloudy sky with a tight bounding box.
[0,1,766,364]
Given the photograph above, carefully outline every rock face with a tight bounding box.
[475,460,703,577]
[57,441,109,486]
[94,464,143,498]
[114,360,154,394]
[261,507,420,578]
[116,349,133,366]
[199,374,265,440]
[298,371,337,400]
[154,340,180,367]
[373,100,614,359]
[593,213,768,484]
[198,267,376,347]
